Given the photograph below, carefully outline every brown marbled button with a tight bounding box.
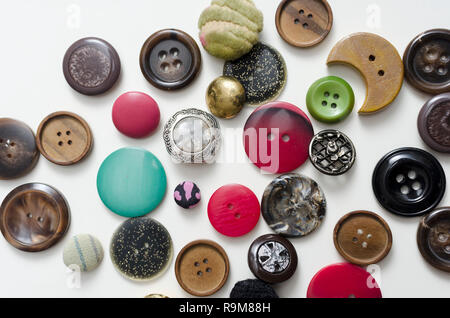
[0,183,70,252]
[333,211,392,266]
[36,112,93,165]
[140,29,201,90]
[0,118,39,180]
[417,207,450,272]
[276,0,333,47]
[63,37,121,96]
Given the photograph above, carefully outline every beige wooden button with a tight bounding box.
[36,111,92,165]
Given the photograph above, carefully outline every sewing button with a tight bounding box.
[404,29,450,94]
[307,263,382,298]
[275,0,333,47]
[140,29,201,91]
[417,207,450,273]
[417,92,450,153]
[333,211,392,266]
[206,76,246,119]
[175,240,229,297]
[174,181,201,209]
[97,147,167,217]
[63,234,104,272]
[63,37,121,95]
[243,101,314,174]
[372,147,446,217]
[262,173,326,237]
[0,183,70,252]
[36,111,93,165]
[112,91,160,138]
[208,184,260,237]
[306,76,354,123]
[0,118,39,180]
[230,279,279,298]
[248,234,298,284]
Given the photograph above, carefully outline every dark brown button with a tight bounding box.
[36,111,93,165]
[248,234,298,284]
[0,183,70,252]
[140,29,201,91]
[63,37,121,95]
[404,29,450,94]
[333,211,393,266]
[275,0,333,47]
[417,207,450,273]
[418,93,450,153]
[0,118,39,180]
[175,240,229,297]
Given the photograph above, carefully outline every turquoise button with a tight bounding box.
[97,147,166,217]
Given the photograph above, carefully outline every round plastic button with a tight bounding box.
[418,92,450,153]
[63,37,121,96]
[372,147,446,217]
[175,240,229,297]
[333,211,392,266]
[63,234,104,272]
[140,29,201,91]
[306,76,354,123]
[417,207,450,273]
[97,147,167,217]
[208,184,260,237]
[307,263,382,298]
[0,118,39,180]
[243,101,314,174]
[403,29,450,94]
[248,234,298,284]
[112,92,160,138]
[174,181,201,209]
[230,279,279,298]
[0,183,70,252]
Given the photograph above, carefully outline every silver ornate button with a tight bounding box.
[309,129,356,176]
[163,108,221,163]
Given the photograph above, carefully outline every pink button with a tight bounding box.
[112,91,160,138]
[307,263,382,298]
[208,184,260,237]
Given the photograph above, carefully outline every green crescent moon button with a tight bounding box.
[306,76,355,123]
[97,147,166,217]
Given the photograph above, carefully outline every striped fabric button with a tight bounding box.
[63,234,104,272]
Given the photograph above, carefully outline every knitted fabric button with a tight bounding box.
[230,279,279,298]
[174,181,201,209]
[63,234,104,272]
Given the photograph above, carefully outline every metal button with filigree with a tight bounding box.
[163,108,221,164]
[309,129,356,176]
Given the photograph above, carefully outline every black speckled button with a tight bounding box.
[372,147,446,217]
[223,43,287,105]
[63,37,121,96]
[110,217,173,281]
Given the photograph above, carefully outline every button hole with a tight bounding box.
[6,154,12,158]
[227,203,233,210]
[197,271,203,276]
[369,55,376,61]
[37,217,44,222]
[302,23,309,29]
[66,131,71,136]
[267,133,275,141]
[57,132,62,136]
[378,70,385,76]
[234,213,241,219]
[194,262,200,267]
[158,51,167,60]
[282,134,290,142]
[307,14,313,18]
[324,92,330,97]
[27,213,33,218]
[294,18,300,24]
[68,140,72,145]
[333,94,339,99]
[203,258,208,264]
[331,103,337,108]
[58,141,63,146]
[322,101,327,106]
[299,9,304,14]
[206,268,212,273]
[170,48,179,57]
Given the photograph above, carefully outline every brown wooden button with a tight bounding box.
[0,183,70,252]
[276,0,333,47]
[0,118,39,180]
[140,29,201,91]
[36,112,93,165]
[333,211,393,266]
[417,207,450,272]
[175,240,229,297]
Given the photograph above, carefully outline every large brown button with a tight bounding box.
[36,111,93,165]
[140,29,201,91]
[175,240,229,297]
[275,0,333,47]
[417,207,450,272]
[0,118,39,180]
[333,211,393,266]
[0,183,70,252]
[404,29,450,94]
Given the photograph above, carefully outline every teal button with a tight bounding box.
[97,147,166,217]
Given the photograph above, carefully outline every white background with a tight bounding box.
[0,0,449,298]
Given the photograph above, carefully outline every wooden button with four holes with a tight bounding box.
[36,111,93,165]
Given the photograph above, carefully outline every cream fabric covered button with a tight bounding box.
[63,234,104,272]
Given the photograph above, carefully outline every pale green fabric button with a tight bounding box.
[63,234,104,272]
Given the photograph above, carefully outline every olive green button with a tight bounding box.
[306,76,354,123]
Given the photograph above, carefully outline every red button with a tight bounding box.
[112,91,160,138]
[208,184,260,237]
[307,263,382,298]
[243,101,314,174]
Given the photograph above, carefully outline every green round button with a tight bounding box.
[97,147,167,217]
[306,76,355,123]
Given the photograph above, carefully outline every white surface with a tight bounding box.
[0,0,449,298]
